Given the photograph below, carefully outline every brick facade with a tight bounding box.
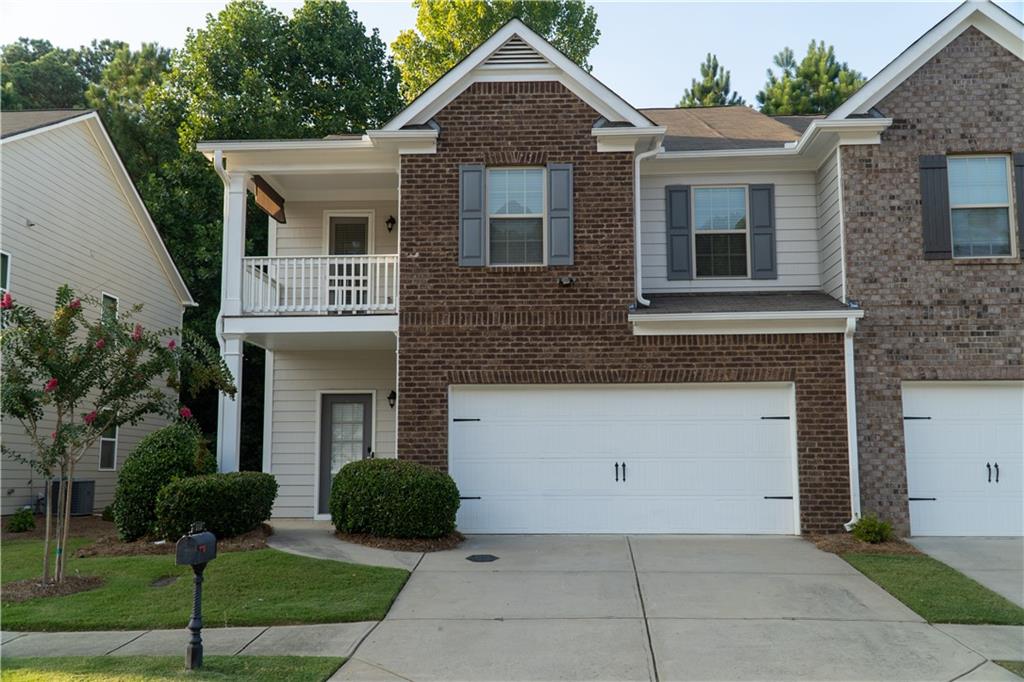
[842,28,1024,533]
[398,81,853,533]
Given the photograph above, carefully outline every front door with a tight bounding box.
[319,393,373,514]
[328,216,370,308]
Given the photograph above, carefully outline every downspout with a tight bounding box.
[212,149,230,355]
[634,146,660,308]
[843,315,862,531]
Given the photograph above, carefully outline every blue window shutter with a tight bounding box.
[459,164,485,266]
[547,164,574,265]
[919,155,952,260]
[666,185,692,280]
[1014,153,1024,256]
[749,184,777,280]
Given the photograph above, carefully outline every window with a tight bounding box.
[948,156,1016,258]
[0,251,9,291]
[487,168,544,265]
[693,187,748,277]
[101,293,118,320]
[99,424,117,470]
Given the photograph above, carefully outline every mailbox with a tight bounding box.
[175,530,217,566]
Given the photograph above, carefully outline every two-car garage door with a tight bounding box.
[904,382,1023,537]
[449,384,798,534]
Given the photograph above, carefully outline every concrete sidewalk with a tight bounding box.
[267,519,421,571]
[910,537,1024,607]
[0,622,376,659]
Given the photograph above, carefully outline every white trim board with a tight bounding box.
[829,2,1024,120]
[629,309,864,336]
[322,209,376,255]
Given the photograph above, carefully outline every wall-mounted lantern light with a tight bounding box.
[386,215,397,233]
[387,390,397,409]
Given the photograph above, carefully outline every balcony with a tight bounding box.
[242,254,398,315]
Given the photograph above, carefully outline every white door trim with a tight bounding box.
[322,210,375,255]
[312,388,377,521]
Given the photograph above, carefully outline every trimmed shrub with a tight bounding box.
[329,459,460,539]
[101,505,115,522]
[155,472,277,540]
[111,421,215,541]
[6,507,36,533]
[851,513,893,544]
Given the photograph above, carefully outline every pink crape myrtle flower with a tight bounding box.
[44,378,58,393]
[179,406,193,420]
[69,298,82,310]
[1,292,12,309]
[95,338,106,349]
[167,339,177,350]
[84,411,98,425]
[131,324,143,341]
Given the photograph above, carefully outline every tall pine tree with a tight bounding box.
[678,53,745,108]
[756,41,864,115]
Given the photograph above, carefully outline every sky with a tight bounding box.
[1,1,1022,109]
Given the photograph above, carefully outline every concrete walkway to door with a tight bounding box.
[321,534,1018,681]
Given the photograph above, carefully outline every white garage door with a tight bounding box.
[904,382,1024,537]
[449,384,798,534]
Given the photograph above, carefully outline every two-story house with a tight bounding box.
[201,1,1022,536]
[1,110,196,515]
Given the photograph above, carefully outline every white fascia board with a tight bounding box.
[629,309,864,336]
[196,138,374,155]
[593,126,666,153]
[82,115,196,307]
[0,111,96,145]
[222,314,399,336]
[384,19,656,131]
[829,3,1024,120]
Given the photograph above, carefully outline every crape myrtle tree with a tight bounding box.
[0,287,235,584]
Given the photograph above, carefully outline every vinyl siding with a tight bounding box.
[0,121,184,515]
[816,151,845,300]
[269,350,397,518]
[273,200,398,257]
[640,171,821,293]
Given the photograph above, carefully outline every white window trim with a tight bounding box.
[486,167,547,267]
[947,155,1018,260]
[322,210,376,256]
[312,389,377,521]
[99,426,118,471]
[691,185,751,279]
[0,250,11,291]
[101,291,119,310]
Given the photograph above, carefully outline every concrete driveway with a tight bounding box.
[333,535,995,681]
[909,537,1024,607]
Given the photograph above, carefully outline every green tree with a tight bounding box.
[678,53,745,108]
[392,0,600,101]
[756,40,865,115]
[0,287,234,583]
[0,38,128,111]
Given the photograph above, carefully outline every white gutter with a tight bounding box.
[628,308,864,323]
[634,146,661,307]
[843,315,863,531]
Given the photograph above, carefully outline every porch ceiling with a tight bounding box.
[244,329,397,352]
[260,171,397,203]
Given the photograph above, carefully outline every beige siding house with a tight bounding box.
[1,110,194,515]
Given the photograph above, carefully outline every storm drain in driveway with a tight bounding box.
[466,554,499,563]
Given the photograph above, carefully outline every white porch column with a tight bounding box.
[217,334,244,472]
[216,166,248,472]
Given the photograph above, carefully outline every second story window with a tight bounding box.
[948,156,1015,258]
[693,187,748,277]
[487,168,544,265]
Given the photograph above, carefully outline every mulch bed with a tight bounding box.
[2,575,105,603]
[335,531,464,553]
[75,524,273,558]
[2,514,115,542]
[810,533,922,556]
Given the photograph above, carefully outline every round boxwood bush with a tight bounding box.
[111,421,215,541]
[329,459,460,539]
[155,471,277,540]
[851,513,893,544]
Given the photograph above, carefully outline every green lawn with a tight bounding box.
[995,661,1024,678]
[0,656,344,681]
[843,553,1024,625]
[2,539,408,631]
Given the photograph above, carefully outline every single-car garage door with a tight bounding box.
[903,382,1024,537]
[449,384,798,534]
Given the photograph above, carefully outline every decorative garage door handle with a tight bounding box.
[995,462,999,483]
[622,462,626,482]
[615,462,619,482]
[988,462,992,482]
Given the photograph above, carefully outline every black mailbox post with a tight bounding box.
[175,523,217,670]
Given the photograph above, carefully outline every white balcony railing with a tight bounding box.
[242,255,398,315]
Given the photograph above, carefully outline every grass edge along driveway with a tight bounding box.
[843,552,1024,626]
[0,655,345,681]
[1,539,408,631]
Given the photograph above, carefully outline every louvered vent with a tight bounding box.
[485,35,547,66]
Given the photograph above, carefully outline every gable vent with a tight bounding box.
[485,35,547,66]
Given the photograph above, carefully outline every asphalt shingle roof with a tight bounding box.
[1,109,93,139]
